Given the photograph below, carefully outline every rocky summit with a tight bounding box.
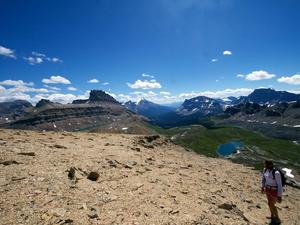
[0,129,299,225]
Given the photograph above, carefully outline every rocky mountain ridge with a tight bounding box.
[0,90,152,134]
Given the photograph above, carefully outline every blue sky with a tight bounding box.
[1,0,300,104]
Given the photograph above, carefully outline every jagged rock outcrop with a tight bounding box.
[72,90,119,104]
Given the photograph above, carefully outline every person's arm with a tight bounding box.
[275,171,283,200]
[261,170,266,193]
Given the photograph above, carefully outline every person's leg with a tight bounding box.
[269,197,281,224]
[267,194,275,218]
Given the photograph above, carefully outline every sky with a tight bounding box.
[1,0,300,104]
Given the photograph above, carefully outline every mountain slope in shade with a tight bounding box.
[177,96,223,116]
[237,88,300,104]
[0,100,33,124]
[124,99,174,119]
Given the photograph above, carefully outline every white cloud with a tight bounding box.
[24,56,44,65]
[49,57,62,63]
[277,74,300,85]
[127,79,162,89]
[46,93,78,104]
[32,51,46,57]
[42,75,71,84]
[43,85,61,91]
[67,87,78,91]
[8,86,50,93]
[0,80,34,86]
[160,91,171,95]
[24,52,62,65]
[178,88,253,99]
[236,74,245,78]
[223,50,232,56]
[88,79,99,83]
[142,73,155,78]
[243,70,276,81]
[211,58,218,62]
[102,82,109,85]
[288,89,300,94]
[0,45,16,58]
[0,92,31,102]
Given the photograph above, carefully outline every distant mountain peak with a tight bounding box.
[35,99,55,108]
[72,90,119,104]
[88,90,118,103]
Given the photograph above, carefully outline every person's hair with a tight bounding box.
[264,160,274,168]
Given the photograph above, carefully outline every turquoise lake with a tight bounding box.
[217,141,244,156]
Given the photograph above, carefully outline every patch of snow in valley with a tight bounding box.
[292,141,299,145]
[271,121,277,124]
[293,125,300,128]
[53,123,57,128]
[282,168,295,178]
[122,127,128,131]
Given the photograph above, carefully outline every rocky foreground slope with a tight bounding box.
[0,129,299,225]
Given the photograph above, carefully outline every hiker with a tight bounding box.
[261,160,283,225]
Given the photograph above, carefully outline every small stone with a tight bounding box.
[218,202,236,211]
[124,160,137,169]
[169,209,179,215]
[87,171,99,181]
[107,159,118,168]
[53,144,67,149]
[18,152,36,156]
[87,208,98,219]
[68,167,77,184]
[0,160,21,166]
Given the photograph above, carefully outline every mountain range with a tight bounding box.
[1,88,300,132]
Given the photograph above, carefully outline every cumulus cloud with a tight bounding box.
[88,79,99,83]
[142,73,155,78]
[223,50,232,56]
[277,74,300,85]
[42,75,71,84]
[242,70,276,81]
[211,59,218,62]
[0,80,34,86]
[67,87,78,91]
[0,45,16,58]
[127,79,162,89]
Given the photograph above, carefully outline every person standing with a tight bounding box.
[261,160,283,225]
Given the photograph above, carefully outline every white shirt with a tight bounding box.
[262,169,283,197]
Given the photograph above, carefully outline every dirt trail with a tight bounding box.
[0,129,299,225]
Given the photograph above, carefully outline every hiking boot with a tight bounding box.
[270,217,281,225]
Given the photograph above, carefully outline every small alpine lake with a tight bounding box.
[217,141,245,157]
